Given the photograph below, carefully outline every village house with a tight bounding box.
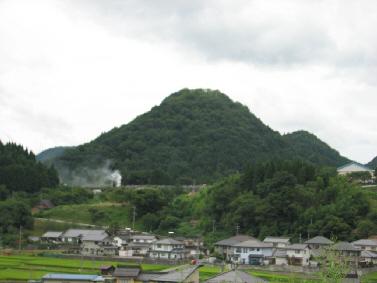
[119,234,157,257]
[40,231,63,244]
[304,236,334,250]
[360,250,377,266]
[214,235,255,261]
[331,242,361,267]
[285,244,311,266]
[231,239,273,265]
[113,235,128,248]
[352,239,377,251]
[81,231,117,256]
[176,237,205,258]
[149,238,187,260]
[205,270,268,283]
[263,236,290,248]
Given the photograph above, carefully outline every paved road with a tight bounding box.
[34,217,107,228]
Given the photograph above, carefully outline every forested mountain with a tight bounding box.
[49,88,350,185]
[0,141,59,194]
[36,146,69,164]
[282,131,349,166]
[367,156,377,170]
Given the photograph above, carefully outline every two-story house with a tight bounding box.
[304,236,334,257]
[285,244,311,266]
[331,242,361,267]
[149,238,186,260]
[352,239,377,251]
[120,234,157,257]
[214,235,256,261]
[81,230,117,256]
[232,239,273,265]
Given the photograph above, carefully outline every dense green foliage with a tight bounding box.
[50,89,349,185]
[0,141,59,193]
[196,160,373,241]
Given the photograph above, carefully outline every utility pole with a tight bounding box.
[299,233,302,244]
[18,225,22,252]
[132,206,136,231]
[236,224,240,235]
[212,220,216,233]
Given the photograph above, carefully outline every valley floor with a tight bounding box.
[1,253,376,282]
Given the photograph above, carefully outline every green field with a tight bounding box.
[1,254,376,282]
[0,254,168,282]
[35,202,132,228]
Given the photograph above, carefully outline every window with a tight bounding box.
[157,244,162,248]
[236,248,241,253]
[295,250,300,254]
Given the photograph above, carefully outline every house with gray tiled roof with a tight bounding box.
[285,244,311,266]
[231,239,273,265]
[214,235,256,260]
[330,242,361,267]
[352,239,377,251]
[305,236,334,249]
[149,238,187,260]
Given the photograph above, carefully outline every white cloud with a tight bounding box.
[0,0,376,163]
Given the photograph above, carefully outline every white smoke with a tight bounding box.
[109,170,122,187]
[58,160,122,187]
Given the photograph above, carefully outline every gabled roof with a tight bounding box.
[154,238,183,245]
[82,231,109,242]
[352,239,377,247]
[286,244,309,250]
[215,235,256,246]
[337,162,373,172]
[132,234,156,240]
[42,273,104,281]
[331,242,361,252]
[233,239,273,248]
[62,229,106,238]
[305,236,334,245]
[263,236,290,244]
[153,265,200,282]
[205,270,268,283]
[41,231,63,238]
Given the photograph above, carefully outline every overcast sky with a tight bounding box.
[1,0,377,163]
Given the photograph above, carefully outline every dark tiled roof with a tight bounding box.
[332,242,361,252]
[155,238,183,245]
[234,239,273,248]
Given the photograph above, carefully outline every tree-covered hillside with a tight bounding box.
[36,146,69,164]
[367,156,377,170]
[0,141,59,194]
[51,89,349,185]
[282,131,349,166]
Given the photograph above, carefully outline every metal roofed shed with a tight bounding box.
[205,270,268,283]
[41,273,104,282]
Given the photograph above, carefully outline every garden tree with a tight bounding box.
[48,89,349,185]
[0,199,33,247]
[140,213,161,232]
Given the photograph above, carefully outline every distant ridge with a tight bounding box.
[43,88,350,185]
[367,156,377,169]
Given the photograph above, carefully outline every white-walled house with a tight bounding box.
[150,238,187,260]
[263,237,291,248]
[286,244,311,266]
[232,239,273,265]
[214,235,255,261]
